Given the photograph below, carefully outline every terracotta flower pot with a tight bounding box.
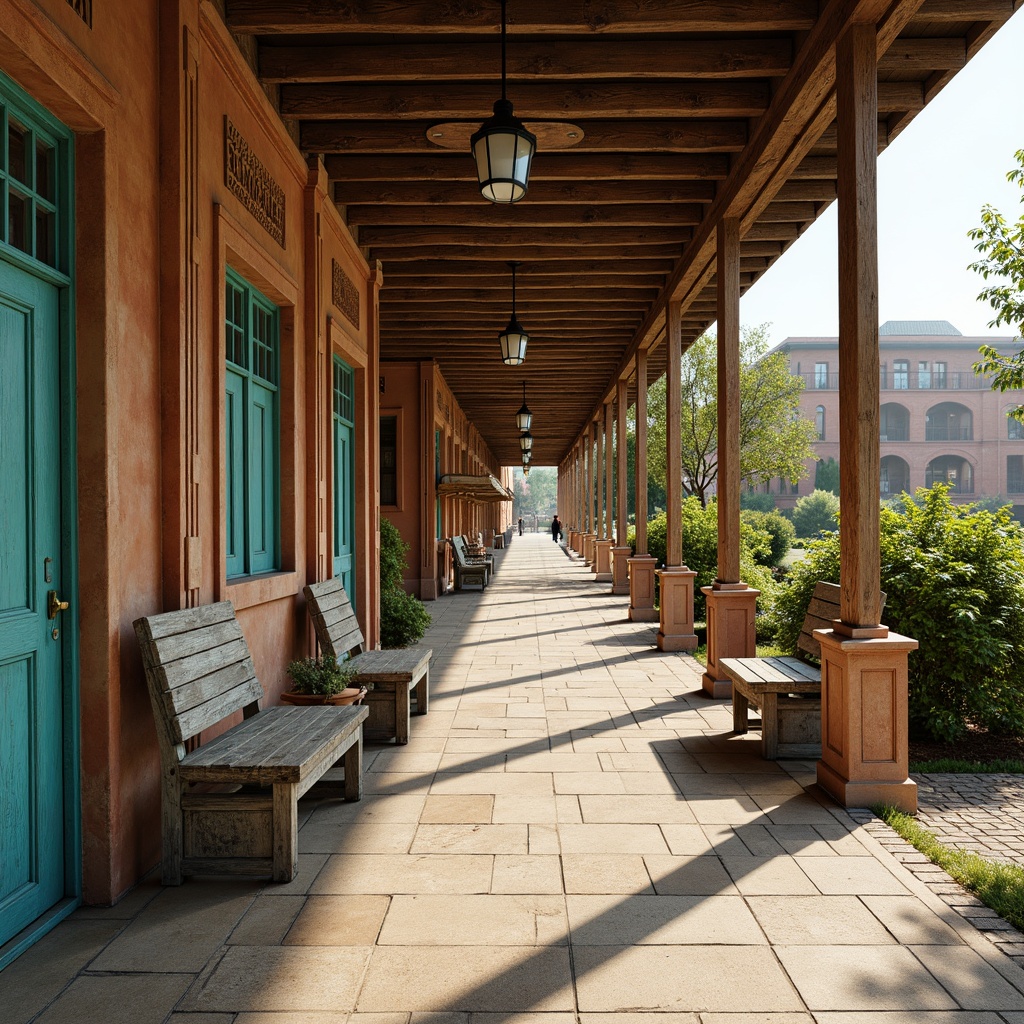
[280,686,366,706]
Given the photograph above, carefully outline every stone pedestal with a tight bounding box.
[582,533,596,565]
[569,530,579,552]
[594,539,613,582]
[610,546,631,595]
[656,566,698,651]
[815,628,919,813]
[628,556,658,621]
[701,583,759,697]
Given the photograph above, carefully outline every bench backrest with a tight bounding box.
[304,578,366,661]
[797,581,886,662]
[134,601,263,748]
[450,536,473,566]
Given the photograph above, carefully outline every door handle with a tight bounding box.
[47,591,69,619]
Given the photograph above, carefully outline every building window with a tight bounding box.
[380,415,398,506]
[918,361,930,389]
[814,362,828,389]
[934,362,947,388]
[893,360,909,389]
[1009,456,1024,495]
[225,270,279,578]
[1009,416,1024,441]
[815,405,825,441]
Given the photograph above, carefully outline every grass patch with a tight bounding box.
[910,758,1024,774]
[873,803,1024,931]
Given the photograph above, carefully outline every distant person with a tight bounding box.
[551,515,562,543]
[518,517,523,536]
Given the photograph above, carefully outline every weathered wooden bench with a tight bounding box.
[449,536,489,590]
[304,578,431,745]
[458,534,495,576]
[721,582,883,760]
[134,601,367,884]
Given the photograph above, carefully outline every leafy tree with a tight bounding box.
[740,491,777,513]
[513,466,557,519]
[769,487,1024,742]
[790,489,840,539]
[646,325,816,506]
[741,509,795,567]
[814,457,840,495]
[969,148,1024,421]
[626,424,667,519]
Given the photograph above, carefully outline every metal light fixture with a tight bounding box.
[470,0,536,203]
[498,262,529,365]
[519,429,533,453]
[515,380,532,431]
[523,463,531,477]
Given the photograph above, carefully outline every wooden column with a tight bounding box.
[595,402,614,579]
[585,424,597,564]
[704,217,758,696]
[658,302,697,651]
[611,379,631,594]
[817,22,917,813]
[595,415,605,538]
[630,348,657,620]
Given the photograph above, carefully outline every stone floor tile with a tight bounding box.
[235,1015,351,1024]
[473,1014,577,1024]
[643,854,737,896]
[379,894,567,946]
[557,824,671,855]
[301,822,418,855]
[561,854,653,894]
[747,894,896,945]
[687,795,769,825]
[369,751,443,774]
[167,1013,235,1024]
[313,795,427,823]
[530,823,561,854]
[364,773,438,795]
[567,892,765,945]
[182,946,371,1012]
[491,855,564,894]
[911,944,1024,1009]
[796,856,911,895]
[507,752,604,773]
[357,946,575,1011]
[311,854,493,894]
[492,796,560,823]
[420,794,494,824]
[553,773,627,795]
[860,895,964,944]
[754,795,842,825]
[33,974,193,1024]
[660,824,717,856]
[813,1013,1003,1023]
[671,775,748,796]
[554,794,584,823]
[284,894,390,945]
[578,794,696,824]
[410,824,529,855]
[228,894,306,945]
[573,945,805,1013]
[437,753,508,773]
[774,944,957,1010]
[578,1015,698,1024]
[698,1015,814,1024]
[431,773,554,796]
[719,855,819,895]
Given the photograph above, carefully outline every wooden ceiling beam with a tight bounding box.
[381,274,667,290]
[324,152,732,180]
[347,203,705,228]
[370,244,685,260]
[228,0,819,34]
[775,179,837,201]
[877,38,966,72]
[361,225,690,247]
[380,258,673,278]
[382,286,656,302]
[302,119,748,154]
[259,39,794,84]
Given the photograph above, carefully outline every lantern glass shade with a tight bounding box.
[515,399,532,431]
[519,430,533,453]
[471,100,536,204]
[499,317,529,366]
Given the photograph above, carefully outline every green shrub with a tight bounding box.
[741,509,796,567]
[379,517,431,648]
[740,491,777,513]
[769,486,1024,742]
[791,488,840,539]
[814,457,840,495]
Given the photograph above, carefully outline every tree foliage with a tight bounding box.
[969,148,1024,421]
[770,487,1024,742]
[379,517,431,648]
[790,489,840,539]
[646,325,817,506]
[814,457,840,495]
[513,466,557,519]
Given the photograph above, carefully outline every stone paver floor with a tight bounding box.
[4,532,1024,1022]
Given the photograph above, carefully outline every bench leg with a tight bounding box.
[732,688,749,735]
[344,734,363,802]
[395,685,411,745]
[272,782,299,882]
[414,669,429,715]
[163,779,185,885]
[760,692,779,760]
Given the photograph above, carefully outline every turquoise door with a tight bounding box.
[0,259,67,947]
[333,357,356,603]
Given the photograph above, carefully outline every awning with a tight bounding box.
[437,474,514,503]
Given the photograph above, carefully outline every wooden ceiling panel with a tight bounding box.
[225,0,1017,465]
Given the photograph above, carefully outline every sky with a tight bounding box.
[740,7,1024,347]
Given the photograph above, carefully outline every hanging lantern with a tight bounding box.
[515,380,532,431]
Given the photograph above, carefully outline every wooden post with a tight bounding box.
[630,348,657,620]
[817,22,917,813]
[611,378,631,594]
[658,302,697,651]
[704,217,758,696]
[595,409,613,579]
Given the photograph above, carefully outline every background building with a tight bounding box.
[769,321,1024,519]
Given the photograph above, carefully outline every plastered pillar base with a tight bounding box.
[583,533,596,565]
[656,566,698,651]
[594,539,613,581]
[610,546,631,594]
[815,628,919,814]
[569,530,579,553]
[701,584,759,698]
[628,556,658,621]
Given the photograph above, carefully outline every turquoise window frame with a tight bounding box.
[225,268,280,578]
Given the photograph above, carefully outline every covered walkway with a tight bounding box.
[4,534,1024,1020]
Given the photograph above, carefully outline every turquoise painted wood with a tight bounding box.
[0,259,66,948]
[333,357,355,604]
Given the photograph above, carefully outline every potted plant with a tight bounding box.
[281,653,367,706]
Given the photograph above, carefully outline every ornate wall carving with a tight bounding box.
[332,259,360,329]
[224,116,285,246]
